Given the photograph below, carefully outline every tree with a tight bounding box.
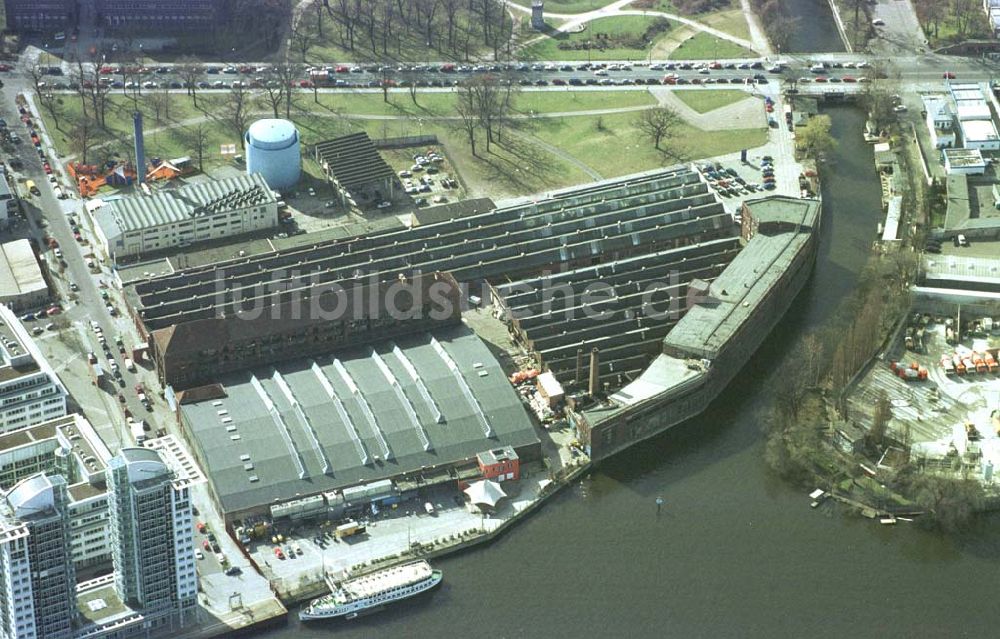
[862,61,900,134]
[867,390,892,450]
[272,62,298,118]
[455,83,479,157]
[903,474,985,532]
[222,83,253,150]
[178,56,202,108]
[260,74,287,118]
[291,24,315,63]
[185,122,211,172]
[146,90,169,126]
[635,106,683,153]
[70,117,99,164]
[913,0,945,39]
[951,0,980,39]
[796,114,836,161]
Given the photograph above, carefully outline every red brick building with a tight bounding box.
[476,447,520,482]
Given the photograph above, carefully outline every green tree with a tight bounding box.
[796,114,836,161]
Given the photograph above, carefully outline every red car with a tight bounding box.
[298,80,312,88]
[815,76,828,83]
[943,71,956,79]
[99,66,113,74]
[842,76,856,83]
[335,65,349,73]
[43,163,52,174]
[203,540,211,550]
[46,306,61,315]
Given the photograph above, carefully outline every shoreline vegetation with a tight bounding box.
[765,130,992,533]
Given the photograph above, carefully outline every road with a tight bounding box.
[1,81,164,452]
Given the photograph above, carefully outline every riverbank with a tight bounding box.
[273,460,593,607]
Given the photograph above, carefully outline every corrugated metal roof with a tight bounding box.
[97,173,275,238]
[181,324,539,515]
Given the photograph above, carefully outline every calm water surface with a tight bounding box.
[257,69,1000,639]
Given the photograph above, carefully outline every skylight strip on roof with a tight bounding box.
[370,350,431,452]
[429,336,492,438]
[332,359,392,461]
[249,374,307,480]
[311,361,369,466]
[272,370,331,475]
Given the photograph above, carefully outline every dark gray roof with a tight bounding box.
[314,132,396,190]
[664,197,821,359]
[181,324,539,515]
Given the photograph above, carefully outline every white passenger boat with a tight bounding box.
[300,560,442,621]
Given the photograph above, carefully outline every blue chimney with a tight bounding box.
[133,111,145,184]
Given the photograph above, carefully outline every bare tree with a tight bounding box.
[455,82,478,156]
[863,61,900,134]
[868,390,892,450]
[185,122,211,172]
[222,83,253,149]
[145,89,170,126]
[70,117,99,164]
[272,62,298,118]
[635,106,683,152]
[951,0,980,39]
[178,57,202,108]
[260,75,287,118]
[291,24,315,63]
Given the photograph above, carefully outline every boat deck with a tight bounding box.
[343,561,433,600]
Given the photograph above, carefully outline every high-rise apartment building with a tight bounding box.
[0,473,77,639]
[106,448,196,631]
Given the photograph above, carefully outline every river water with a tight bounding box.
[779,0,847,53]
[258,10,1000,639]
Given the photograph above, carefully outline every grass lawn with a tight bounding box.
[317,89,656,117]
[522,15,675,61]
[508,0,620,14]
[697,9,751,42]
[668,31,754,59]
[673,89,749,113]
[529,111,766,178]
[40,86,759,198]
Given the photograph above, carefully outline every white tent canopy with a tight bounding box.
[464,479,507,508]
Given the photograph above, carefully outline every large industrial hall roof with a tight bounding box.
[663,196,821,359]
[127,167,735,390]
[180,324,538,515]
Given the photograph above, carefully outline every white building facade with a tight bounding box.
[107,448,197,631]
[93,173,279,262]
[0,473,78,639]
[922,95,956,149]
[0,306,67,434]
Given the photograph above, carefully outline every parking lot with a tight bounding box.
[246,476,550,596]
[382,147,465,207]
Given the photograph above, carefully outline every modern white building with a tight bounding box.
[0,473,78,639]
[944,148,988,175]
[0,414,114,570]
[959,119,1000,150]
[0,305,68,434]
[946,82,1000,150]
[107,448,197,631]
[922,95,956,149]
[93,173,279,262]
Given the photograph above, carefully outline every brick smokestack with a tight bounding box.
[589,347,600,397]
